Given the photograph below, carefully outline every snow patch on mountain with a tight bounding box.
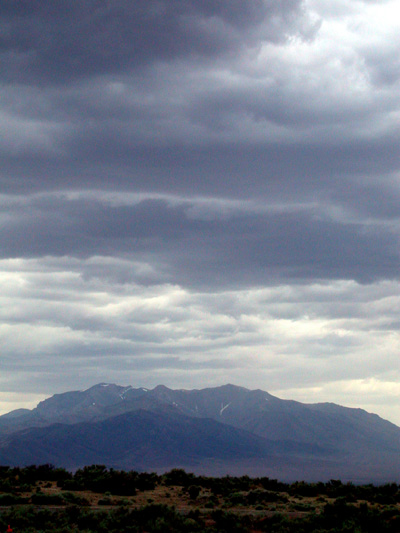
[220,402,231,416]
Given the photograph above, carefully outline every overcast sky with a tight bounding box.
[1,0,400,425]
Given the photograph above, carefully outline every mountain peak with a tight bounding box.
[152,385,172,392]
[217,383,249,392]
[0,383,399,482]
[85,383,122,391]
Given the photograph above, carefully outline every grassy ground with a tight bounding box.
[1,468,400,531]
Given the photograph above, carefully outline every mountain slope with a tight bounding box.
[0,383,399,482]
[0,409,325,472]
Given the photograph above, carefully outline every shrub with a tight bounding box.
[31,492,65,505]
[98,497,112,506]
[188,485,201,500]
[0,493,28,505]
[62,492,90,506]
[163,468,195,487]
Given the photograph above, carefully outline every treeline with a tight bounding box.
[1,464,399,503]
[0,464,156,496]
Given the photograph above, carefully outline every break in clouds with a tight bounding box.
[1,0,400,423]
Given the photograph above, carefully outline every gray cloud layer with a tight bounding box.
[1,0,400,423]
[1,193,399,287]
[1,0,310,83]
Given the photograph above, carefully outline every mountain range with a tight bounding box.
[0,383,399,483]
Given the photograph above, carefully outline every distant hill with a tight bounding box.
[0,383,399,482]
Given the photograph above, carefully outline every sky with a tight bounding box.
[1,0,400,425]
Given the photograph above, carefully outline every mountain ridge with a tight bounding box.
[0,383,399,482]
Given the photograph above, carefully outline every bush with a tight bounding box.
[31,492,65,505]
[163,469,195,487]
[228,492,246,505]
[188,485,201,500]
[98,497,112,506]
[0,493,28,505]
[62,492,90,506]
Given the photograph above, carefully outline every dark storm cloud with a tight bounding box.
[0,0,321,196]
[3,137,400,208]
[0,0,307,85]
[1,195,398,288]
[1,0,399,286]
[0,0,395,208]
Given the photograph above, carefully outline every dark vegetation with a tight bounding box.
[0,464,399,532]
